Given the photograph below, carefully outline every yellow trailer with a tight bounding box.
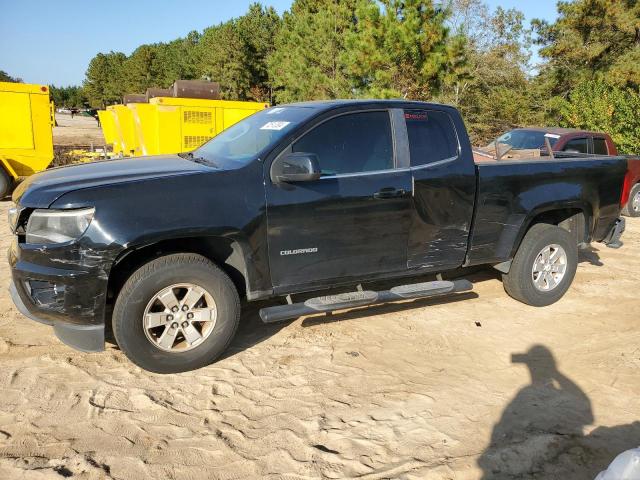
[0,81,55,197]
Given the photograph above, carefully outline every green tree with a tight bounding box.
[236,3,281,101]
[269,0,358,103]
[533,0,640,94]
[554,80,640,154]
[122,44,164,93]
[0,70,22,83]
[83,52,127,107]
[198,4,280,101]
[155,32,202,87]
[198,21,253,100]
[343,0,454,100]
[439,1,540,143]
[50,85,88,108]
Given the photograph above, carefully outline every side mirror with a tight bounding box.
[271,152,321,183]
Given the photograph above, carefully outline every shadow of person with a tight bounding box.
[478,345,594,479]
[579,246,604,266]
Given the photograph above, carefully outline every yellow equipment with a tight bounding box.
[97,109,118,153]
[99,97,268,157]
[0,81,55,196]
[111,104,139,156]
[127,102,161,156]
[149,97,268,154]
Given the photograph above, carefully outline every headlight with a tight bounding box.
[8,206,19,233]
[26,208,95,244]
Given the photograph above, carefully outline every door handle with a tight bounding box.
[373,188,406,199]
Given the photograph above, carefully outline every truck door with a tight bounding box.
[265,109,412,291]
[404,109,477,270]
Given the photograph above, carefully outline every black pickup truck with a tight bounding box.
[8,100,629,373]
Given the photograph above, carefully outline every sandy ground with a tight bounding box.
[0,198,638,479]
[53,114,105,147]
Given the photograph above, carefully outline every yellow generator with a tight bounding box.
[148,97,268,154]
[99,97,268,157]
[97,109,118,153]
[111,104,138,156]
[0,81,55,197]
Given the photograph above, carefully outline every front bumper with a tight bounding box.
[603,217,625,249]
[8,239,110,352]
[10,281,104,352]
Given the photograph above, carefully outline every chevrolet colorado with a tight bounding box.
[8,100,630,373]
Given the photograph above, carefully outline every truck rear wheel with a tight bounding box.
[622,183,640,217]
[502,224,577,307]
[112,253,240,373]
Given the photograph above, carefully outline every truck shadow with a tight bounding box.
[478,344,640,479]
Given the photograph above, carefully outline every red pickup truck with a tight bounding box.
[622,159,640,217]
[478,128,640,217]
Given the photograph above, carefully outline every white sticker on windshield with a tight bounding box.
[260,121,290,130]
[544,133,561,139]
[266,107,286,115]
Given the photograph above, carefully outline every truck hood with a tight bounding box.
[13,155,210,207]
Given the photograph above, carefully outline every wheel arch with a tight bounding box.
[106,235,252,311]
[497,204,591,274]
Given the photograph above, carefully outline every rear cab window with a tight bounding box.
[562,137,589,154]
[593,137,609,155]
[404,110,459,167]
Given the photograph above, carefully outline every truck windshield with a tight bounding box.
[495,130,559,150]
[193,106,316,169]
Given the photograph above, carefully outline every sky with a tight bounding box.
[0,0,559,87]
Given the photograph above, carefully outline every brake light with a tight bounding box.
[621,167,633,207]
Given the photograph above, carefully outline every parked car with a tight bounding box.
[476,128,640,218]
[621,157,640,217]
[8,100,631,373]
[485,127,618,156]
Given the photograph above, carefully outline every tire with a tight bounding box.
[622,183,640,217]
[0,168,13,199]
[502,224,578,307]
[112,253,240,373]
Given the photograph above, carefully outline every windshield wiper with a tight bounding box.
[178,152,219,168]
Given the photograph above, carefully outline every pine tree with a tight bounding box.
[198,4,280,101]
[0,70,22,83]
[83,52,127,108]
[343,0,452,100]
[534,0,640,94]
[268,0,358,103]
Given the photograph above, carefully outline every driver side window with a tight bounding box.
[292,111,393,176]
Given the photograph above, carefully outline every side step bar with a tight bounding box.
[259,279,473,324]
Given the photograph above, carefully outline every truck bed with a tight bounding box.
[466,156,628,266]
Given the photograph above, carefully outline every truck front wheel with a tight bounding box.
[502,224,578,307]
[112,253,240,373]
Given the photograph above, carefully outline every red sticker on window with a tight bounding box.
[405,112,427,120]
